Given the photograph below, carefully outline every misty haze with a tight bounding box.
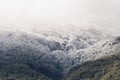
[0,0,120,80]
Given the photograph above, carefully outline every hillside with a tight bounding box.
[0,31,63,80]
[63,53,120,80]
[52,36,120,73]
[0,28,118,80]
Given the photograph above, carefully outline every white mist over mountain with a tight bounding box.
[0,0,120,34]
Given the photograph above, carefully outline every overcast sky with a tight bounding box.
[0,0,120,33]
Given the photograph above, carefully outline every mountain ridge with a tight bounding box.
[0,28,119,80]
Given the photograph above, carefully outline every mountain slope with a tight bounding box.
[0,28,117,80]
[0,31,63,80]
[63,53,120,80]
[33,28,113,51]
[0,64,50,80]
[53,36,120,73]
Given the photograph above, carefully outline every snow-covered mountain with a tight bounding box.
[62,36,120,71]
[33,28,113,51]
[0,27,118,74]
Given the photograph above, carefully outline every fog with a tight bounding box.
[0,0,120,34]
